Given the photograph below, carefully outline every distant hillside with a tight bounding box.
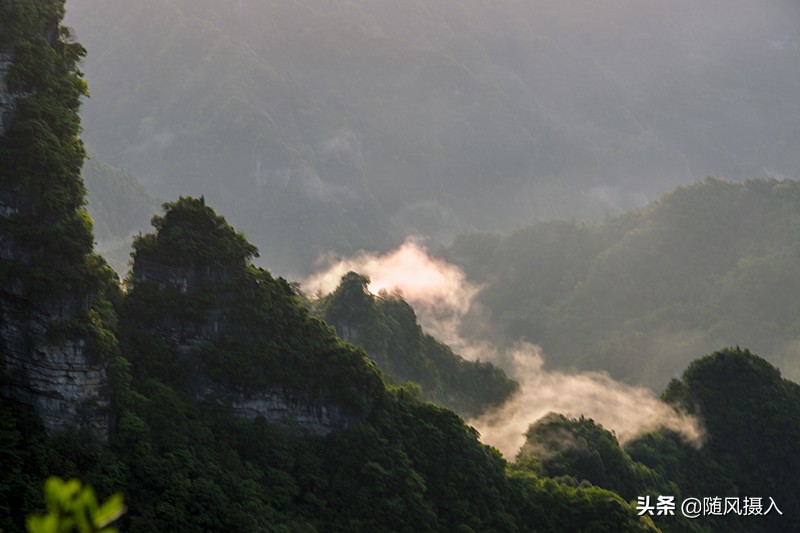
[83,153,158,243]
[83,152,159,273]
[65,0,800,274]
[6,2,799,531]
[445,178,800,387]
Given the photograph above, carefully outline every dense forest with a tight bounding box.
[316,271,518,418]
[2,1,800,532]
[445,177,800,388]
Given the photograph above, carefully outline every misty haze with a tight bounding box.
[2,0,800,531]
[64,0,800,275]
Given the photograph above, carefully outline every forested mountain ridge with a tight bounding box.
[83,153,157,245]
[3,1,799,532]
[317,271,518,418]
[82,152,159,273]
[64,0,800,274]
[2,192,659,531]
[122,196,383,432]
[0,0,116,437]
[520,348,800,532]
[0,8,657,527]
[445,177,800,388]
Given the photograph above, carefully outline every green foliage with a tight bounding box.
[0,0,121,394]
[446,178,800,387]
[0,400,46,532]
[37,253,122,366]
[132,196,258,268]
[124,198,384,413]
[0,2,684,532]
[13,195,646,532]
[517,413,658,501]
[516,348,800,532]
[3,3,799,531]
[508,470,659,533]
[0,0,95,297]
[3,12,798,530]
[320,271,518,417]
[657,348,800,531]
[26,477,124,533]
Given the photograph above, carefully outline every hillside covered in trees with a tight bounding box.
[4,194,797,531]
[0,7,658,523]
[3,1,800,532]
[64,0,800,274]
[445,177,800,388]
[517,348,800,532]
[2,190,658,531]
[317,271,518,418]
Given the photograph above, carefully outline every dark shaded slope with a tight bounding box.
[1,197,658,531]
[517,348,800,532]
[319,271,518,417]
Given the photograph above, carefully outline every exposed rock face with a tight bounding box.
[201,383,361,436]
[230,393,353,433]
[1,40,110,438]
[133,259,234,295]
[0,295,110,437]
[0,183,28,222]
[132,260,242,340]
[133,260,363,436]
[0,51,17,134]
[0,49,32,135]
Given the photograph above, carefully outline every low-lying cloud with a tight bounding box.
[305,239,704,458]
[471,342,703,457]
[305,237,479,342]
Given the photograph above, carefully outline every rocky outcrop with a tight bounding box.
[0,51,16,134]
[0,182,29,221]
[1,34,110,438]
[199,383,361,436]
[230,393,355,434]
[133,261,364,436]
[123,197,378,436]
[133,259,234,295]
[0,50,31,135]
[1,169,107,434]
[0,295,109,437]
[132,260,242,341]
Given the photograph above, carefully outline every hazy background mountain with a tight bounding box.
[64,0,800,275]
[444,178,800,389]
[82,152,160,272]
[6,3,800,531]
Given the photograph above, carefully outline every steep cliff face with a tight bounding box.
[124,197,380,435]
[0,51,16,134]
[198,380,361,435]
[129,266,361,434]
[0,299,109,436]
[0,1,111,437]
[130,262,361,434]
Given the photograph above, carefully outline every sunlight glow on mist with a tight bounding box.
[305,240,704,457]
[305,237,478,316]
